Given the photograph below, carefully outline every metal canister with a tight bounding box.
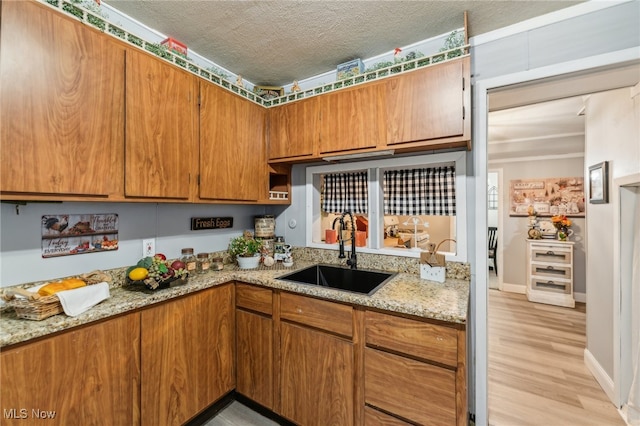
[254,215,275,239]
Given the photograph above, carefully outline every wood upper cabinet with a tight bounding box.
[317,82,387,155]
[0,0,125,198]
[386,57,470,148]
[141,285,234,426]
[200,82,266,201]
[125,48,197,200]
[0,313,140,426]
[268,97,318,160]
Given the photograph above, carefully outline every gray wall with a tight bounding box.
[584,87,640,379]
[490,157,586,295]
[0,202,273,287]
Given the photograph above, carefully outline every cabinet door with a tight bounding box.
[268,97,318,160]
[200,83,266,201]
[318,83,386,155]
[236,309,273,409]
[386,58,466,145]
[280,322,353,425]
[0,1,124,197]
[0,313,140,426]
[141,285,234,426]
[125,48,196,199]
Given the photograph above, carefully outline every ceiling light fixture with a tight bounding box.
[322,149,395,162]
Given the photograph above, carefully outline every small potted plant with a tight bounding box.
[228,232,263,269]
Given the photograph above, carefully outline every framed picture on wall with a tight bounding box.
[509,177,585,217]
[588,161,609,204]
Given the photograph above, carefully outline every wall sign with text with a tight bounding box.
[41,214,119,258]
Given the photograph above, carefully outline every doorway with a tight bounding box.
[474,57,640,425]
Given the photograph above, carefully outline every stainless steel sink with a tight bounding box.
[277,264,396,296]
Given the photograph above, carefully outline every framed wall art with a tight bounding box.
[588,161,609,204]
[509,177,585,217]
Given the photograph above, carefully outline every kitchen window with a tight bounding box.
[306,151,467,261]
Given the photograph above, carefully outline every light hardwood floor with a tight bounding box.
[488,289,625,426]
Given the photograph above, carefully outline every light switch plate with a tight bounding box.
[142,238,155,257]
[420,264,446,283]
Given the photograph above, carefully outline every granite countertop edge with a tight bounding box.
[0,261,469,348]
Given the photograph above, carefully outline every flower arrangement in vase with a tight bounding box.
[551,215,573,241]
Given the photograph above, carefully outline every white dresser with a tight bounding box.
[526,239,575,308]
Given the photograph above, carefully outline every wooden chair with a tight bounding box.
[488,227,498,275]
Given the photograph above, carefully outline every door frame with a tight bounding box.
[473,47,640,425]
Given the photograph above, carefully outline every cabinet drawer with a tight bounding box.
[364,406,411,425]
[530,277,571,294]
[365,311,457,367]
[530,263,572,280]
[365,348,456,425]
[280,292,352,338]
[236,283,272,315]
[531,247,572,264]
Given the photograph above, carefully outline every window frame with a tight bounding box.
[305,151,467,262]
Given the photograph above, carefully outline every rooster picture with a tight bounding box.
[43,215,69,233]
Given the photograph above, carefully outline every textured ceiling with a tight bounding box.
[105,0,583,86]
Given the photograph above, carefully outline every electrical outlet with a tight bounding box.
[420,264,446,283]
[142,238,155,257]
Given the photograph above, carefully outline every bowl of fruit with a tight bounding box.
[126,254,189,291]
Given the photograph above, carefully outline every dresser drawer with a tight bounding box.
[236,283,273,315]
[530,263,572,280]
[530,246,572,264]
[530,277,571,294]
[365,311,458,367]
[365,347,456,425]
[280,292,353,338]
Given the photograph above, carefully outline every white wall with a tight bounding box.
[584,87,640,380]
[488,157,586,295]
[0,202,273,287]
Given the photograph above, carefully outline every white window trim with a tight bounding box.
[305,151,467,262]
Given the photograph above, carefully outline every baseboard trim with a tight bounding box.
[584,348,617,405]
[500,282,526,294]
[575,292,586,303]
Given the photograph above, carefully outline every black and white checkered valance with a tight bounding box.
[322,171,368,214]
[383,166,456,216]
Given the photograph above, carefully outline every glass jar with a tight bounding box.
[180,248,197,273]
[196,252,210,274]
[210,256,224,271]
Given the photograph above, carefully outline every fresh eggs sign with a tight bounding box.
[41,214,119,258]
[190,217,233,231]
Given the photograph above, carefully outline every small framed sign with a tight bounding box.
[588,161,609,204]
[190,217,233,231]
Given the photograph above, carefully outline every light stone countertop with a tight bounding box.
[0,260,469,348]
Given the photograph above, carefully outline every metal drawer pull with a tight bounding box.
[546,251,555,255]
[547,280,555,284]
[547,266,555,270]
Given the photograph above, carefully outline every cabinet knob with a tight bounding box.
[296,307,303,314]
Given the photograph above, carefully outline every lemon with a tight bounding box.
[128,267,149,281]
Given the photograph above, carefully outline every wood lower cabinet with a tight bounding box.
[125,48,197,200]
[364,310,466,426]
[317,82,387,155]
[141,284,234,426]
[386,56,470,150]
[200,82,267,202]
[278,293,355,425]
[235,283,274,409]
[0,0,125,199]
[280,322,354,425]
[268,97,318,161]
[0,313,140,426]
